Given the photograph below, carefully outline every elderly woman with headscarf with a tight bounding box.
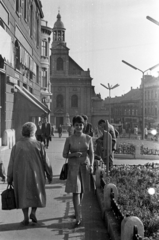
[7,122,53,226]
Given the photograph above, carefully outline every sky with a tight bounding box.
[40,0,159,99]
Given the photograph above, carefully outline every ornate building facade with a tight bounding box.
[50,13,93,128]
[0,0,50,145]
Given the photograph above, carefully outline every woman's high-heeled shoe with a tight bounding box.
[30,213,37,223]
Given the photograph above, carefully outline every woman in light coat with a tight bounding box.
[7,122,53,226]
[63,115,94,227]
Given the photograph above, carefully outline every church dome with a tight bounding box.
[53,13,65,29]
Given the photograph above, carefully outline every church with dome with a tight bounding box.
[50,12,101,128]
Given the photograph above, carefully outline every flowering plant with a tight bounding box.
[107,163,159,239]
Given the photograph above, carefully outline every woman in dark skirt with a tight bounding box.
[63,115,94,227]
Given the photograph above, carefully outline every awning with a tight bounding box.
[15,85,50,115]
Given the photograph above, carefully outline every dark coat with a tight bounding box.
[41,123,51,137]
[7,138,52,209]
[96,123,117,151]
[83,123,93,137]
[36,125,42,136]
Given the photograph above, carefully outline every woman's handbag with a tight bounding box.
[1,184,16,210]
[59,159,68,180]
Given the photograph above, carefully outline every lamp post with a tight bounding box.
[146,16,159,26]
[122,60,159,140]
[100,83,119,123]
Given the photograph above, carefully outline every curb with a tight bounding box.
[115,153,159,160]
[96,187,121,240]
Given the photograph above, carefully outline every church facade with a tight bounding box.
[50,13,94,128]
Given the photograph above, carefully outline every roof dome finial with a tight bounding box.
[53,9,65,29]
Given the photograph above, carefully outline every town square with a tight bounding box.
[0,1,159,239]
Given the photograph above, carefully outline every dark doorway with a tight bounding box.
[56,117,63,128]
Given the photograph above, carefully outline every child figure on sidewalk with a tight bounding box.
[0,151,6,182]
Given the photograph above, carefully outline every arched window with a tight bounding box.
[71,95,78,108]
[57,57,63,70]
[56,94,63,108]
[15,40,20,70]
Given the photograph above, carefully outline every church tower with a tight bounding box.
[52,12,66,48]
[50,12,93,129]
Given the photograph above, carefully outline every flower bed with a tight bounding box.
[107,163,159,240]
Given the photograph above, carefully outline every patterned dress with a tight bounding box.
[63,133,94,193]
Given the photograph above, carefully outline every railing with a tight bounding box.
[110,188,124,223]
[133,225,143,240]
[115,143,136,155]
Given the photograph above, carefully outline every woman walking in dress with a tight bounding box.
[62,115,94,227]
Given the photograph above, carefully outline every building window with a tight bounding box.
[36,15,39,47]
[41,68,47,88]
[15,40,20,70]
[30,4,33,37]
[53,31,57,41]
[23,83,27,89]
[58,31,61,41]
[36,64,39,83]
[57,57,63,70]
[16,0,20,13]
[41,40,47,56]
[24,0,27,20]
[56,94,63,108]
[71,95,78,108]
[29,87,33,93]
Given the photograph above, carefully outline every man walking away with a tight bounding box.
[58,124,62,138]
[96,119,117,170]
[82,115,93,137]
[36,120,43,142]
[41,117,51,148]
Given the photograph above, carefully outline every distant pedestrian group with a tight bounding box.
[36,117,52,148]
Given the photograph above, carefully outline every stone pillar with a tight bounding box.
[121,216,144,240]
[104,183,118,210]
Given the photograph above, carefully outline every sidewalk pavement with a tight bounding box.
[0,134,110,240]
[0,133,158,240]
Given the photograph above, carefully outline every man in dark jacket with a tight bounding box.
[36,120,43,142]
[41,117,51,148]
[82,115,93,137]
[96,119,117,169]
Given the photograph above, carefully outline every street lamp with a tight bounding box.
[122,60,159,140]
[100,83,119,123]
[146,16,159,26]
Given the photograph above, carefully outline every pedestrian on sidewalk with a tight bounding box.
[58,124,63,138]
[82,115,94,137]
[0,152,6,182]
[7,122,53,226]
[41,117,51,148]
[36,120,43,142]
[96,119,117,170]
[63,115,94,227]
